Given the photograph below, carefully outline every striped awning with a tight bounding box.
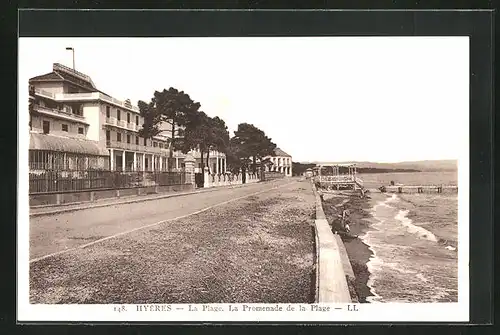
[29,133,109,156]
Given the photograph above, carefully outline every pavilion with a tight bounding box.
[313,163,363,191]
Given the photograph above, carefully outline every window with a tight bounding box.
[62,124,68,132]
[135,136,139,145]
[159,143,163,149]
[73,104,83,116]
[127,113,130,123]
[144,138,147,146]
[106,106,110,118]
[77,156,86,170]
[78,127,84,134]
[30,150,49,170]
[153,142,158,148]
[117,110,121,121]
[117,133,122,142]
[127,134,131,144]
[145,158,149,169]
[106,130,110,142]
[136,115,139,125]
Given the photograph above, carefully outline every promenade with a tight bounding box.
[29,178,316,304]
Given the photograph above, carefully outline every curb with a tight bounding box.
[30,180,271,218]
[311,180,352,303]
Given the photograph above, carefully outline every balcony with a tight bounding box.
[34,88,56,99]
[107,140,165,155]
[34,88,141,113]
[126,122,138,131]
[105,117,118,126]
[107,140,138,152]
[33,104,88,124]
[105,117,141,132]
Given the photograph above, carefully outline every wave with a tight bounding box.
[394,209,438,242]
[361,217,383,303]
[361,194,394,303]
[361,192,458,302]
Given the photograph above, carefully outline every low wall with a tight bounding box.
[311,181,352,303]
[29,183,194,207]
[202,172,261,188]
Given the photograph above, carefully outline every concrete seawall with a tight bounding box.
[311,180,352,303]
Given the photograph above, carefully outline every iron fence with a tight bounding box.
[29,170,187,194]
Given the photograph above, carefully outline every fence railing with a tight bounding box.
[355,177,364,187]
[34,104,85,119]
[106,140,165,155]
[29,170,188,194]
[318,175,355,183]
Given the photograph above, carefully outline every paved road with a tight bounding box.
[30,178,298,261]
[29,178,316,304]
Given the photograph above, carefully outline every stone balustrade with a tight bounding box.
[201,168,262,189]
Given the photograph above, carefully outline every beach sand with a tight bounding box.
[322,192,374,303]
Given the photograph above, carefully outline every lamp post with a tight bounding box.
[65,47,75,70]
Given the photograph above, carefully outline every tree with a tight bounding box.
[179,111,212,172]
[138,88,201,171]
[292,162,315,176]
[230,123,277,173]
[225,140,242,173]
[204,116,230,173]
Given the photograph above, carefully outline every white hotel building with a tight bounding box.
[265,148,292,177]
[28,63,226,173]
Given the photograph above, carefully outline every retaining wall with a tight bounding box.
[29,183,194,207]
[311,180,352,303]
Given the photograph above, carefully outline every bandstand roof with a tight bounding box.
[30,133,109,156]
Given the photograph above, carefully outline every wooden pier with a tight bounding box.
[382,185,458,194]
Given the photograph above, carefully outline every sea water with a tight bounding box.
[360,191,458,303]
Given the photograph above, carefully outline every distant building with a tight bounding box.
[265,147,292,177]
[28,63,226,173]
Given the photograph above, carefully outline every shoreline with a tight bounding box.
[322,192,375,303]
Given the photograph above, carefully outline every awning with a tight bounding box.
[29,133,109,156]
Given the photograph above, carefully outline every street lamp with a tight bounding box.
[65,47,75,70]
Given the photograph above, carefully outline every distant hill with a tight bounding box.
[301,160,457,172]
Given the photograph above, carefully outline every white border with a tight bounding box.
[17,36,470,323]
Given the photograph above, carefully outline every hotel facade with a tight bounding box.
[28,63,227,175]
[265,148,292,177]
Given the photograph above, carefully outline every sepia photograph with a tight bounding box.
[18,36,469,322]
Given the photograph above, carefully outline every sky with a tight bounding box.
[19,37,469,163]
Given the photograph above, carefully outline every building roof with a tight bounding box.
[30,133,109,156]
[274,147,291,157]
[29,63,98,93]
[30,72,65,81]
